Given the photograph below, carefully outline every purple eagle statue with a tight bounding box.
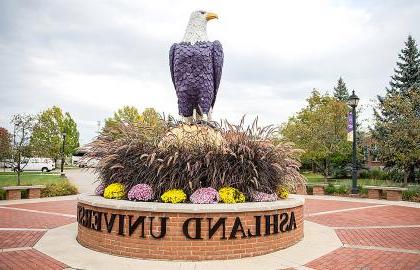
[169,10,224,122]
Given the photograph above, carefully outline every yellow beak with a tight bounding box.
[206,12,218,21]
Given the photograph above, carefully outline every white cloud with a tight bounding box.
[1,0,419,143]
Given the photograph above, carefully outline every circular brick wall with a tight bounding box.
[77,194,304,261]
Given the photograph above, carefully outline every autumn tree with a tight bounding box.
[372,35,420,185]
[0,127,12,171]
[30,106,80,163]
[281,90,351,180]
[103,106,164,140]
[11,114,35,185]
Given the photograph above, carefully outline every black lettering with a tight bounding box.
[84,209,92,228]
[264,214,279,235]
[77,206,84,224]
[183,218,204,240]
[287,212,297,231]
[279,213,289,232]
[229,217,247,239]
[93,211,102,231]
[118,214,125,236]
[149,217,168,239]
[208,218,227,240]
[248,216,261,237]
[129,215,145,237]
[104,213,117,233]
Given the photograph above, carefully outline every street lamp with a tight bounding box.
[61,132,67,177]
[347,90,359,194]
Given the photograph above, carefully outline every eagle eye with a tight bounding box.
[199,11,205,15]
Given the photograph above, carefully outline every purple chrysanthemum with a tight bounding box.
[95,183,105,196]
[128,184,153,201]
[190,187,220,204]
[251,191,278,202]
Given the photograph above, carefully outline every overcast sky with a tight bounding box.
[1,0,419,144]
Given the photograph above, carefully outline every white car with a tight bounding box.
[14,157,56,172]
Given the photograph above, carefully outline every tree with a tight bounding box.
[104,106,142,131]
[0,127,12,171]
[389,35,420,93]
[103,106,164,140]
[372,36,420,185]
[281,90,351,180]
[30,106,80,163]
[333,77,349,101]
[11,114,35,185]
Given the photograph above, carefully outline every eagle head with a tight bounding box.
[183,11,218,44]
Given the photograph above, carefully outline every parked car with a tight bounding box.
[13,157,56,172]
[78,158,99,168]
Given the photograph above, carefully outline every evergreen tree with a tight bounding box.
[372,35,420,185]
[333,77,349,101]
[389,35,420,94]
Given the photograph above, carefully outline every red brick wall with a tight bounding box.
[313,186,325,196]
[77,202,304,260]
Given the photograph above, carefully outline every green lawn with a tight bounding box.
[302,172,405,187]
[0,172,65,187]
[0,172,76,200]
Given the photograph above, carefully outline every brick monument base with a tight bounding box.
[77,194,304,261]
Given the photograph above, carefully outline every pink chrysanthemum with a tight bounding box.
[251,191,278,202]
[128,184,153,201]
[95,183,105,196]
[190,187,220,204]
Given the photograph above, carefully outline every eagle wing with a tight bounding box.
[211,40,224,108]
[169,43,177,88]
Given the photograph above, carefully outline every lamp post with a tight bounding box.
[347,90,360,194]
[61,132,67,177]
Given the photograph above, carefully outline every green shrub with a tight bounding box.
[41,180,78,197]
[306,185,313,195]
[359,185,368,196]
[325,184,336,194]
[336,185,348,195]
[403,186,420,202]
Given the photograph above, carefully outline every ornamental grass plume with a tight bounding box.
[219,187,246,203]
[95,183,105,196]
[251,190,278,202]
[128,184,153,201]
[87,116,305,199]
[190,187,220,204]
[161,189,187,203]
[103,183,125,200]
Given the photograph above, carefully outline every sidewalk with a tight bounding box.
[0,195,419,269]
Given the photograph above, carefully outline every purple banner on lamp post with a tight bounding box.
[347,112,353,142]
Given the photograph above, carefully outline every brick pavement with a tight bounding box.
[0,249,67,270]
[306,247,420,270]
[306,205,420,227]
[304,198,376,215]
[0,231,46,249]
[0,208,75,229]
[337,227,420,250]
[5,200,77,216]
[0,196,419,269]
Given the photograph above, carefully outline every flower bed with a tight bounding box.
[77,193,304,261]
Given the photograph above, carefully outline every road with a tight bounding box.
[65,168,98,194]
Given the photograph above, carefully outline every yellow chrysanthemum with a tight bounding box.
[103,183,125,200]
[161,189,187,203]
[218,187,246,203]
[277,186,289,199]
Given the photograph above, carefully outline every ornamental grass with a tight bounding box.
[87,116,305,200]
